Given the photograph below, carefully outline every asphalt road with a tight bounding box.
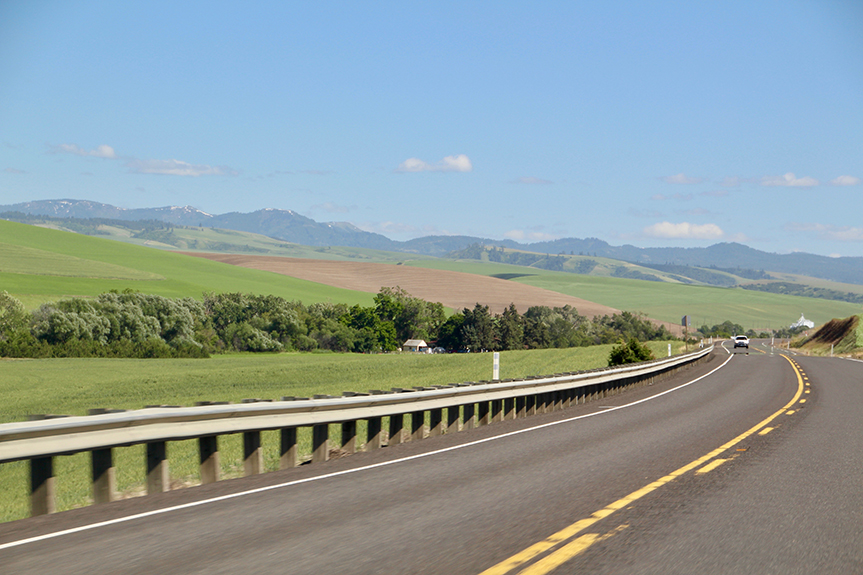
[1,344,861,574]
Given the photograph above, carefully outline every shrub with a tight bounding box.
[608,337,655,366]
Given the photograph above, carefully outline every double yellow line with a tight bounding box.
[480,354,806,575]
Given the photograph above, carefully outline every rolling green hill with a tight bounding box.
[0,220,375,308]
[407,259,863,331]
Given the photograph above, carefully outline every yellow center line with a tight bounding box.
[696,458,728,474]
[478,354,806,575]
[758,427,774,435]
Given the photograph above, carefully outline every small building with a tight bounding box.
[403,339,429,353]
[791,314,815,329]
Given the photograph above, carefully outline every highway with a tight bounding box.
[1,344,861,574]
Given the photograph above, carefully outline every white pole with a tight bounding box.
[493,352,500,381]
[668,343,671,357]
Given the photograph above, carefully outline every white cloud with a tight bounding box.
[720,176,741,187]
[830,175,861,186]
[701,189,729,197]
[660,173,704,185]
[761,172,819,187]
[54,143,116,159]
[512,176,553,185]
[504,229,556,241]
[643,221,724,239]
[126,158,236,177]
[396,154,473,173]
[786,223,863,242]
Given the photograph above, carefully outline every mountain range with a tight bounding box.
[3,199,862,285]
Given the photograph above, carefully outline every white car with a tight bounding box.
[733,335,749,349]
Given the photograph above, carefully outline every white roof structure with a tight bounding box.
[403,339,428,350]
[790,314,815,329]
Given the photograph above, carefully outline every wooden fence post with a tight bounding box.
[312,424,329,462]
[92,448,115,504]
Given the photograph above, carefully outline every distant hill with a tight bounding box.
[3,198,863,285]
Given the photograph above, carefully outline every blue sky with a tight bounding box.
[2,1,861,257]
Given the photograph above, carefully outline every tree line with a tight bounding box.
[0,288,674,359]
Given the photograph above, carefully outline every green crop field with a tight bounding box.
[0,220,375,308]
[408,259,863,330]
[0,341,682,522]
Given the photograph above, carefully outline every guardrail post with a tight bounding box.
[516,396,526,419]
[446,406,461,433]
[504,397,515,420]
[280,427,298,469]
[243,431,263,476]
[389,414,406,445]
[199,435,220,484]
[477,400,490,426]
[526,395,536,416]
[366,416,383,450]
[341,420,357,454]
[312,424,329,462]
[92,447,116,504]
[410,411,425,441]
[491,399,503,423]
[463,403,476,429]
[429,408,443,437]
[30,456,55,516]
[146,441,169,494]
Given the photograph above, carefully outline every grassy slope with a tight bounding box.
[408,259,863,330]
[0,220,375,308]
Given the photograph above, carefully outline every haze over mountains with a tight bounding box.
[3,199,863,285]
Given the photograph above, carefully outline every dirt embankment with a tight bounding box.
[181,253,684,336]
[797,315,862,356]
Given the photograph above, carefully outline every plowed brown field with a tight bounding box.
[182,253,683,334]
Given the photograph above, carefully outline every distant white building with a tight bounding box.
[402,339,429,353]
[790,314,815,329]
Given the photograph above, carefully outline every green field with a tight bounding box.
[408,259,863,330]
[0,342,682,522]
[0,220,375,308]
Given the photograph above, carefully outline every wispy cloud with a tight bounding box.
[126,158,237,177]
[643,221,724,239]
[761,172,819,187]
[4,167,25,174]
[300,170,333,176]
[52,142,237,177]
[52,143,117,159]
[512,176,553,185]
[396,154,473,173]
[659,173,704,185]
[830,175,861,186]
[700,189,729,197]
[785,223,863,242]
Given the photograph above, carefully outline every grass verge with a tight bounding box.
[0,341,682,522]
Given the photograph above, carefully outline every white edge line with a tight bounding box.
[0,353,734,552]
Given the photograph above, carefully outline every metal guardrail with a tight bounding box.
[1,346,713,517]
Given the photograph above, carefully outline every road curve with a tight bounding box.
[1,345,860,574]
